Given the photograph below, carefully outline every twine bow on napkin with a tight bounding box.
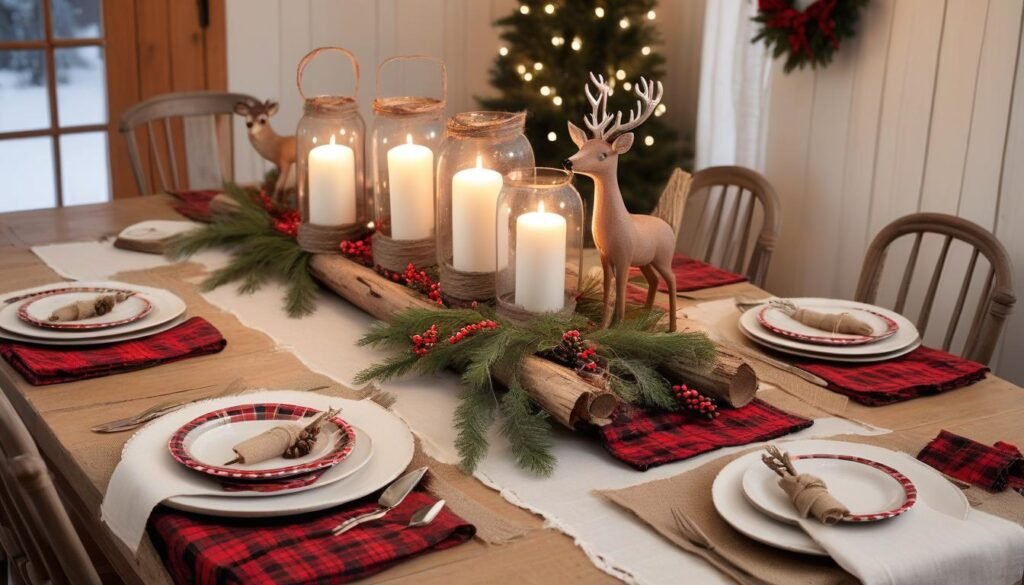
[762,445,849,525]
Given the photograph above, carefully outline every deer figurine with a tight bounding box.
[563,74,678,331]
[233,99,297,203]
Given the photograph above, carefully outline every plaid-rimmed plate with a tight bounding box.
[757,304,899,346]
[742,453,917,525]
[168,403,355,481]
[17,287,153,331]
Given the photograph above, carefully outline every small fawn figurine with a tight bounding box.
[233,99,297,203]
[563,74,678,331]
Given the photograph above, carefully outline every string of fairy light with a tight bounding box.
[498,2,668,146]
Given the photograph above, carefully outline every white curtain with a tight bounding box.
[695,0,772,170]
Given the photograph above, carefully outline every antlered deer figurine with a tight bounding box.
[233,99,297,203]
[563,74,678,331]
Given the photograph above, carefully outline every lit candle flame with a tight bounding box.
[475,155,483,169]
[538,202,545,213]
[406,134,413,145]
[329,134,336,146]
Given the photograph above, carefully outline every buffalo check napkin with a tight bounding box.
[149,491,475,585]
[627,254,748,305]
[598,399,813,471]
[917,430,1024,492]
[794,346,988,406]
[0,317,226,385]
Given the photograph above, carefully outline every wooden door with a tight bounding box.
[0,0,225,212]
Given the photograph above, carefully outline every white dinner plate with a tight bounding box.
[18,288,153,330]
[175,425,374,499]
[712,440,969,556]
[0,281,186,340]
[742,454,917,525]
[0,314,188,346]
[155,392,414,517]
[738,322,922,363]
[739,298,920,360]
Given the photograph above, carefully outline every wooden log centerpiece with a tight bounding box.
[309,254,619,429]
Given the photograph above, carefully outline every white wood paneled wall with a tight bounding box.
[225,0,705,184]
[762,0,1024,381]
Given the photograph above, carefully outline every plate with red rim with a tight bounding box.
[168,403,356,481]
[741,453,918,525]
[17,287,153,331]
[757,304,899,346]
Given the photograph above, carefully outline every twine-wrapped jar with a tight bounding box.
[370,56,446,273]
[295,47,370,254]
[495,168,583,322]
[436,111,534,304]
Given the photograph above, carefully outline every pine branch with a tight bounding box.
[606,357,675,410]
[352,353,420,386]
[454,378,498,473]
[499,378,556,475]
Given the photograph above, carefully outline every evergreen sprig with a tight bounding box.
[166,184,317,317]
[355,305,716,475]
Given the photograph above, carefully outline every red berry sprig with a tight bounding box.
[411,324,439,357]
[339,236,373,265]
[554,330,600,372]
[272,211,301,238]
[448,320,499,344]
[672,384,719,420]
[375,263,443,305]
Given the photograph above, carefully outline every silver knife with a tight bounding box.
[332,466,428,536]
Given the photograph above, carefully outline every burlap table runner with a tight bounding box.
[599,432,1024,585]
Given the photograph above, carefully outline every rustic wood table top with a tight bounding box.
[1,196,1021,585]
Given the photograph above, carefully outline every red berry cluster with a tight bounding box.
[672,384,719,420]
[339,237,373,265]
[554,330,600,372]
[411,324,439,357]
[378,264,442,305]
[448,320,499,344]
[272,211,301,238]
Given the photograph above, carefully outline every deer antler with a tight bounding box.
[604,76,663,140]
[584,72,617,140]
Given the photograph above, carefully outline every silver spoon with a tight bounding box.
[406,500,445,529]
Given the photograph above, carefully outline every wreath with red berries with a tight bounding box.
[753,0,868,73]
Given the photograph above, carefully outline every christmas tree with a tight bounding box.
[480,0,679,214]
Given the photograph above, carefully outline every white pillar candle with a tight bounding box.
[515,202,566,312]
[308,134,356,225]
[387,135,434,240]
[451,155,503,272]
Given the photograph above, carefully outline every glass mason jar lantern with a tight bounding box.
[495,168,584,321]
[436,111,534,304]
[370,56,446,273]
[295,47,370,254]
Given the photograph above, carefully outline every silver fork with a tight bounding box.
[671,507,768,585]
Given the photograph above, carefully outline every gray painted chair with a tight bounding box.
[0,390,101,585]
[119,91,257,195]
[676,166,781,287]
[856,212,1016,364]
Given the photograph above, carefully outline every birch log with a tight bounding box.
[663,344,757,407]
[309,254,618,428]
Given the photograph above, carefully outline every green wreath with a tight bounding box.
[753,0,869,73]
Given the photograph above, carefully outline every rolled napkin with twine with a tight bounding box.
[226,407,340,465]
[762,445,849,524]
[49,291,132,322]
[771,299,874,337]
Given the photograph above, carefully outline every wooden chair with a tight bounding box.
[0,390,101,585]
[855,212,1016,364]
[675,166,781,287]
[119,91,257,195]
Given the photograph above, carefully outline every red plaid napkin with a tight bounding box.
[148,491,475,585]
[170,189,221,222]
[0,317,226,386]
[794,346,988,406]
[626,255,747,306]
[917,430,1024,492]
[598,399,813,471]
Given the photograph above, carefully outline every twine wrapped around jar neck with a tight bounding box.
[373,55,446,119]
[447,111,527,140]
[304,95,358,116]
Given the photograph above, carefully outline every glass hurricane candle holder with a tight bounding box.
[436,111,534,304]
[370,55,446,272]
[495,168,583,321]
[295,46,370,254]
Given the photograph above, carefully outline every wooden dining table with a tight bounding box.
[1,195,1022,585]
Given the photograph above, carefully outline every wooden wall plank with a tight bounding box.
[104,0,142,198]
